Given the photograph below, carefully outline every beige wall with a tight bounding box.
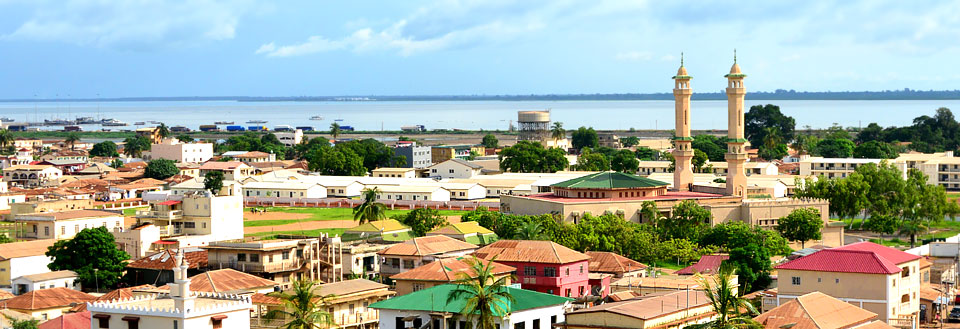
[20,215,124,240]
[394,274,512,296]
[563,303,715,329]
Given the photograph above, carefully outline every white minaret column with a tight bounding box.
[672,54,694,191]
[171,249,195,312]
[725,50,748,197]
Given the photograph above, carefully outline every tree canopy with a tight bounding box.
[122,135,151,158]
[393,208,449,237]
[776,208,824,248]
[814,138,855,158]
[571,126,598,150]
[481,134,499,148]
[89,141,119,157]
[498,141,569,173]
[47,227,130,289]
[745,104,796,148]
[570,148,609,171]
[144,159,179,180]
[204,170,224,195]
[853,140,900,159]
[692,135,725,162]
[610,149,639,174]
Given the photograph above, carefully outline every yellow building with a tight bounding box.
[318,279,394,328]
[14,209,124,240]
[775,242,921,326]
[560,290,715,329]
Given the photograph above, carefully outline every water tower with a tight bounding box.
[517,110,552,142]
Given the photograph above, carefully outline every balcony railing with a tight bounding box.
[211,260,304,273]
[538,276,562,286]
[136,210,183,220]
[157,225,182,236]
[250,318,286,328]
[337,310,380,326]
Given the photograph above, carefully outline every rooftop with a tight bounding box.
[551,172,669,189]
[474,240,589,264]
[346,219,410,233]
[518,191,724,204]
[16,209,121,221]
[0,239,58,260]
[199,161,249,170]
[390,257,515,282]
[677,254,729,275]
[378,235,478,257]
[586,251,647,274]
[428,221,495,235]
[153,269,277,293]
[17,270,77,282]
[566,290,709,320]
[0,287,95,310]
[370,284,570,315]
[126,249,207,270]
[317,278,390,297]
[776,242,920,274]
[754,292,880,329]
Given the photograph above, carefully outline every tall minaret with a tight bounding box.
[725,50,748,197]
[672,54,694,191]
[170,249,195,312]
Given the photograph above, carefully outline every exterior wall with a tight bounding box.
[394,146,432,168]
[378,305,565,329]
[13,306,69,321]
[275,130,303,147]
[12,276,77,294]
[150,140,214,163]
[799,158,881,178]
[326,294,389,328]
[372,169,418,178]
[0,193,26,211]
[375,189,451,202]
[7,199,94,220]
[179,195,244,242]
[342,244,386,276]
[1,166,62,187]
[498,260,590,298]
[113,225,162,259]
[18,215,124,240]
[447,185,486,200]
[563,303,715,329]
[326,183,364,197]
[428,161,482,179]
[243,185,327,198]
[2,256,53,287]
[92,308,251,329]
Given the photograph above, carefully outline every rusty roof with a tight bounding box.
[185,269,277,293]
[378,235,478,257]
[0,288,96,310]
[473,240,589,264]
[586,251,647,274]
[18,209,120,221]
[126,249,207,270]
[70,284,156,312]
[317,279,390,297]
[567,290,709,320]
[754,292,878,329]
[0,240,58,260]
[390,257,515,282]
[677,254,729,275]
[199,161,249,170]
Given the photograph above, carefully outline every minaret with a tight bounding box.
[725,50,748,197]
[672,54,694,191]
[170,249,195,312]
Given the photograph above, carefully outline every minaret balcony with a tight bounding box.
[725,153,748,161]
[725,87,746,94]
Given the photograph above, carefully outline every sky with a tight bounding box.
[0,0,958,98]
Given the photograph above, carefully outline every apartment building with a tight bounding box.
[798,157,881,178]
[135,193,244,242]
[317,279,394,329]
[14,209,123,240]
[474,240,591,298]
[204,238,329,290]
[393,142,432,168]
[149,138,214,163]
[377,236,478,277]
[775,241,921,325]
[274,129,303,147]
[2,165,62,188]
[706,161,779,176]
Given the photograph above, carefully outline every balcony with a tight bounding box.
[136,210,183,220]
[337,310,380,327]
[211,260,304,273]
[538,276,562,286]
[157,225,182,236]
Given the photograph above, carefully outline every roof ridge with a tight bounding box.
[550,241,561,263]
[206,271,217,292]
[795,294,824,329]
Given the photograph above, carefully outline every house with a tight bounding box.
[89,250,252,329]
[586,251,647,278]
[442,183,487,200]
[371,284,572,329]
[109,178,166,199]
[11,270,78,295]
[14,209,124,240]
[41,150,89,163]
[0,287,96,321]
[377,235,479,277]
[473,240,591,298]
[316,279,395,328]
[430,145,478,164]
[390,257,515,296]
[274,129,303,147]
[342,219,414,242]
[149,268,278,295]
[1,309,33,329]
[112,223,162,259]
[124,248,207,287]
[36,160,88,175]
[426,221,499,246]
[676,254,729,275]
[203,238,327,290]
[372,185,452,202]
[233,151,276,164]
[0,149,34,169]
[0,239,58,290]
[135,127,164,144]
[38,310,90,329]
[70,284,157,312]
[241,181,327,199]
[323,180,365,197]
[2,165,63,187]
[560,290,714,329]
[774,241,922,324]
[134,192,245,243]
[149,138,214,163]
[427,159,483,179]
[198,161,255,181]
[372,167,419,178]
[636,161,671,176]
[755,291,895,329]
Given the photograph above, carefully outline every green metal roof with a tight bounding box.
[672,136,694,141]
[725,73,747,78]
[370,284,571,315]
[464,233,499,246]
[726,138,749,143]
[672,75,692,79]
[551,172,669,189]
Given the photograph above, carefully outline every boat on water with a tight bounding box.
[134,122,146,125]
[215,121,234,125]
[246,120,268,124]
[75,117,98,124]
[334,119,344,122]
[44,119,74,126]
[309,115,324,120]
[102,119,129,127]
[148,120,162,124]
[0,117,14,122]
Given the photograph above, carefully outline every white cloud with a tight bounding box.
[2,0,263,50]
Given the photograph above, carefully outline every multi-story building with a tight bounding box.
[150,138,214,163]
[317,279,394,329]
[199,161,255,181]
[390,257,514,296]
[560,290,713,329]
[14,209,124,240]
[798,157,881,179]
[775,241,921,325]
[2,165,62,187]
[0,240,57,290]
[426,159,483,179]
[377,236,478,277]
[706,161,779,176]
[136,127,164,144]
[35,159,87,175]
[430,145,480,163]
[233,151,276,164]
[474,240,591,298]
[135,192,244,242]
[204,238,336,290]
[755,291,893,329]
[597,133,621,148]
[393,142,432,168]
[274,129,303,147]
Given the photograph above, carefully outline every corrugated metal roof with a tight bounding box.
[586,251,647,274]
[551,172,668,189]
[754,292,879,329]
[676,255,729,275]
[0,288,95,310]
[378,236,478,257]
[474,240,589,264]
[775,249,902,274]
[390,257,514,282]
[370,284,570,314]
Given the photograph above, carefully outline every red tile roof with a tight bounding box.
[38,310,90,329]
[834,241,921,264]
[676,254,729,275]
[126,249,207,270]
[776,242,919,275]
[473,240,589,264]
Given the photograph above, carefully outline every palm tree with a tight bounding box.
[157,123,170,139]
[899,219,928,248]
[352,187,386,224]
[64,133,80,151]
[448,256,516,329]
[329,123,341,140]
[265,280,335,329]
[687,266,760,329]
[550,122,565,143]
[514,222,543,240]
[122,136,144,158]
[0,129,13,150]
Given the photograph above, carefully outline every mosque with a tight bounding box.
[501,55,843,247]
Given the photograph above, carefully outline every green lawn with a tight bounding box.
[844,217,960,246]
[245,228,347,240]
[244,207,468,222]
[650,260,689,271]
[244,219,302,227]
[122,207,149,216]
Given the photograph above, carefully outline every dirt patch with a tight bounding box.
[244,220,357,234]
[243,211,311,221]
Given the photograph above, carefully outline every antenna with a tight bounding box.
[734,49,737,63]
[680,52,684,66]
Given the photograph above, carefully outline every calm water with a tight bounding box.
[2,99,958,131]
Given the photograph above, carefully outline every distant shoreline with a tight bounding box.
[2,89,960,102]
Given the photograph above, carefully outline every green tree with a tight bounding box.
[662,238,700,265]
[305,144,366,176]
[122,135,151,158]
[791,134,819,156]
[571,148,609,171]
[264,280,335,329]
[853,140,899,159]
[64,133,80,151]
[658,200,711,240]
[46,227,130,289]
[693,149,709,173]
[7,316,39,329]
[157,123,170,139]
[329,122,341,140]
[814,138,855,158]
[776,208,823,248]
[203,170,224,196]
[514,222,545,240]
[610,149,639,174]
[89,141,119,157]
[687,266,760,329]
[634,147,659,160]
[144,159,179,180]
[745,104,795,148]
[394,208,449,237]
[620,136,639,147]
[571,126,599,150]
[498,141,569,173]
[692,135,725,162]
[109,158,124,169]
[352,188,387,224]
[449,257,516,329]
[855,122,885,144]
[0,234,13,244]
[176,134,194,143]
[758,143,788,161]
[481,134,499,148]
[550,122,565,145]
[0,129,13,150]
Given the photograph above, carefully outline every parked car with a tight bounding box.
[949,306,960,322]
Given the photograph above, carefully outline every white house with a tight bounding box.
[372,167,419,178]
[0,240,57,291]
[322,180,365,197]
[136,192,245,243]
[275,129,304,147]
[242,181,327,199]
[149,138,214,163]
[372,185,451,202]
[427,159,483,179]
[11,270,78,295]
[372,284,571,329]
[441,183,487,200]
[113,223,162,259]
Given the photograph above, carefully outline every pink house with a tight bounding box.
[473,240,591,298]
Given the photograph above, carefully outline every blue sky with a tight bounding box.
[0,0,958,98]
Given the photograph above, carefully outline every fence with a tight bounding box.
[242,196,499,211]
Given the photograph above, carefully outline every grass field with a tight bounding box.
[123,207,149,216]
[243,207,468,225]
[843,217,960,247]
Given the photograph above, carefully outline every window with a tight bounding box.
[44,226,50,236]
[184,222,196,229]
[580,265,584,274]
[514,322,525,329]
[449,169,455,173]
[403,259,414,268]
[283,251,290,260]
[791,277,801,285]
[413,283,425,292]
[61,226,65,235]
[268,255,274,263]
[579,286,585,296]
[524,267,537,276]
[835,278,840,284]
[250,254,260,262]
[237,253,246,261]
[565,289,571,297]
[550,316,557,325]
[544,267,557,277]
[565,268,570,276]
[349,303,355,314]
[212,318,222,329]
[533,319,541,329]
